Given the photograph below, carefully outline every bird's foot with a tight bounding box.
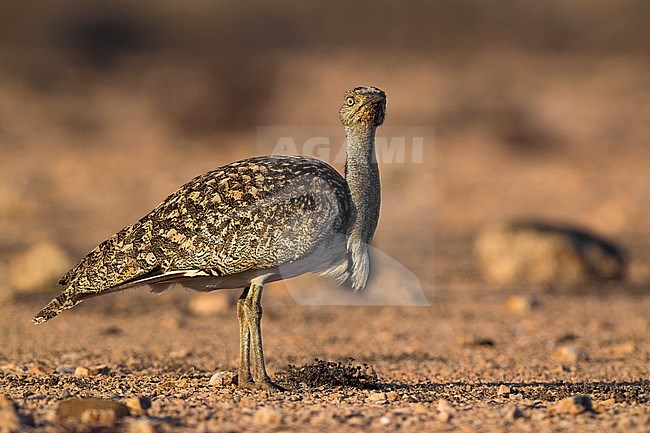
[236,375,286,392]
[253,377,287,392]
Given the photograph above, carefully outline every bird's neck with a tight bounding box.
[343,124,381,290]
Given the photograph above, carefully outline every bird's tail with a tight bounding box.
[33,289,81,324]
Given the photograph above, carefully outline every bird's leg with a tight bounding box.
[246,281,286,391]
[236,287,254,389]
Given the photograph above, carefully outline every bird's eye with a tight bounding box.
[346,97,355,106]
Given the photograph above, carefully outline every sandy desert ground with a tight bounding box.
[1,2,649,432]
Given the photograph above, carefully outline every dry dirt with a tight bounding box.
[0,48,649,432]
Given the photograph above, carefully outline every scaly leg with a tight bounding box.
[236,287,254,389]
[247,281,285,391]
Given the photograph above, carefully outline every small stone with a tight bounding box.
[379,415,391,425]
[346,415,367,426]
[125,397,151,415]
[505,295,537,314]
[27,365,52,375]
[9,242,72,294]
[0,396,21,432]
[124,418,158,433]
[74,367,90,377]
[385,391,398,401]
[549,395,594,415]
[497,385,511,397]
[56,398,129,425]
[501,406,524,419]
[366,392,387,403]
[437,399,454,413]
[208,371,237,387]
[412,402,428,414]
[436,410,452,422]
[552,345,589,363]
[88,364,110,375]
[252,407,282,426]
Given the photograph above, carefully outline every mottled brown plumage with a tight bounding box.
[35,86,387,390]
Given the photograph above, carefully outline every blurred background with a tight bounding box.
[0,0,649,301]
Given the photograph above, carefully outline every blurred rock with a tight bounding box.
[549,395,593,415]
[125,397,151,415]
[252,407,282,426]
[474,221,626,285]
[208,371,236,387]
[505,295,538,314]
[500,405,524,420]
[56,398,129,425]
[187,292,233,316]
[74,367,90,377]
[552,345,589,363]
[26,365,52,375]
[497,385,511,397]
[366,392,387,403]
[8,242,72,295]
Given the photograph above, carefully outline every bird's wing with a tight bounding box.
[35,156,351,323]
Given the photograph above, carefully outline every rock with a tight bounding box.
[74,367,90,377]
[26,365,52,375]
[500,405,524,419]
[208,371,237,387]
[497,385,511,397]
[436,410,452,422]
[436,398,454,422]
[8,242,72,294]
[252,407,282,426]
[379,415,392,425]
[436,399,454,413]
[89,364,110,375]
[187,292,233,316]
[0,396,21,433]
[124,418,158,433]
[474,221,626,285]
[549,395,594,415]
[552,345,589,363]
[56,398,130,424]
[366,392,387,403]
[505,295,537,315]
[125,397,151,415]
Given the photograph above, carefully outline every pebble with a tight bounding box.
[379,415,391,425]
[497,385,511,397]
[252,407,282,426]
[505,295,537,314]
[125,397,151,415]
[500,405,524,420]
[27,365,52,375]
[436,398,454,422]
[366,392,387,403]
[56,398,130,423]
[74,367,90,377]
[549,395,594,415]
[9,241,72,294]
[208,371,237,387]
[552,345,589,363]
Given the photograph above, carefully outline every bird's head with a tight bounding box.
[339,86,386,128]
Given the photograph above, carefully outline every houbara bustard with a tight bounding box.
[35,86,386,391]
